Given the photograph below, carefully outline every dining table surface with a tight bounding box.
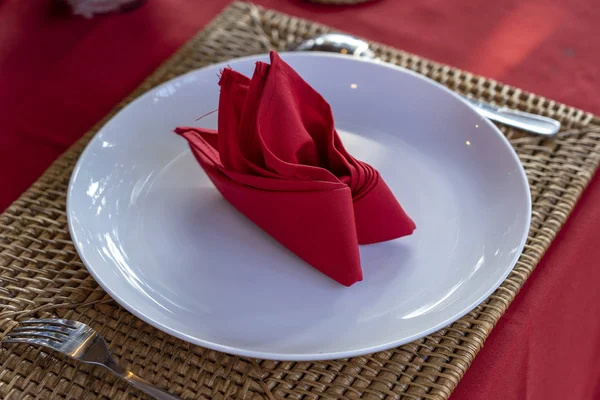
[1,0,599,399]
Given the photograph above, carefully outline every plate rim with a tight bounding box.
[67,52,532,361]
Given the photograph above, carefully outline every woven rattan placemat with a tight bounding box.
[2,2,600,399]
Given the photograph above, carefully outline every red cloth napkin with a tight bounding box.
[175,51,415,286]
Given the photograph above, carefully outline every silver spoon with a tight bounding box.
[290,33,560,136]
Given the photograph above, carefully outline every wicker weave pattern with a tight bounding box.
[1,2,599,399]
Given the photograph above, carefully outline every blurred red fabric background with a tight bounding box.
[1,1,599,399]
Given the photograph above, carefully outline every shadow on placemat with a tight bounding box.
[1,2,600,399]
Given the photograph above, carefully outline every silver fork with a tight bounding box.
[2,318,181,400]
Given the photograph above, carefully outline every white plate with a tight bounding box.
[68,53,531,360]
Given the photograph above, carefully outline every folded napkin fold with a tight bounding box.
[175,51,415,286]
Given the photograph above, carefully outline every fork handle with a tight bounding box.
[104,358,182,400]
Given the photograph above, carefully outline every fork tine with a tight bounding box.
[20,318,80,329]
[2,336,62,351]
[11,325,71,336]
[5,331,66,343]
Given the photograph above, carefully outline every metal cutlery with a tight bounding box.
[2,318,181,400]
[289,33,561,136]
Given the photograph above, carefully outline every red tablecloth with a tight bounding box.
[1,1,599,398]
